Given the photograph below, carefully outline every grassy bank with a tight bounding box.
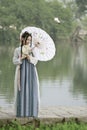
[0,120,87,130]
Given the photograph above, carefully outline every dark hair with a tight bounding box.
[21,31,32,45]
[20,31,32,56]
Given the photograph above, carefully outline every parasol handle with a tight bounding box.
[31,42,40,51]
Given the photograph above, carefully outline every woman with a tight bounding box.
[13,32,40,117]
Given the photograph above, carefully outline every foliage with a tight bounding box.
[0,0,75,45]
[47,1,74,40]
[0,120,87,130]
[75,0,87,17]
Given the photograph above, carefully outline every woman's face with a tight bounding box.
[26,36,32,45]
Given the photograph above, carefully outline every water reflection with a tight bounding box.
[0,42,87,109]
[0,47,15,107]
[71,44,87,102]
[40,79,86,106]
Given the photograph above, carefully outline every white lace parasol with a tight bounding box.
[20,26,56,61]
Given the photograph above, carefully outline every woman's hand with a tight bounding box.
[20,54,30,60]
[20,55,26,60]
[35,42,40,47]
[26,54,30,60]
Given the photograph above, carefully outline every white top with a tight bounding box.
[13,46,38,66]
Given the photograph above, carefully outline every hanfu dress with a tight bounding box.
[13,46,40,117]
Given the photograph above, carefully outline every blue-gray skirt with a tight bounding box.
[16,59,39,117]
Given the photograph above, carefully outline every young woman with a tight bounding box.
[13,32,40,117]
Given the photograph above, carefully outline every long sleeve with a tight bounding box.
[13,48,22,65]
[29,55,38,66]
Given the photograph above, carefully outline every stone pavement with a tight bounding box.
[0,106,87,123]
[39,106,87,118]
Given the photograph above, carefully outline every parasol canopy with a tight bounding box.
[20,26,56,61]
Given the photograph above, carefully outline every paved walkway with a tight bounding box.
[39,106,87,118]
[0,106,87,122]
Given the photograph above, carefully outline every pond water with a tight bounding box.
[0,41,87,110]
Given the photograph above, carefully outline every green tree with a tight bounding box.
[0,0,75,45]
[75,0,87,18]
[48,0,74,40]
